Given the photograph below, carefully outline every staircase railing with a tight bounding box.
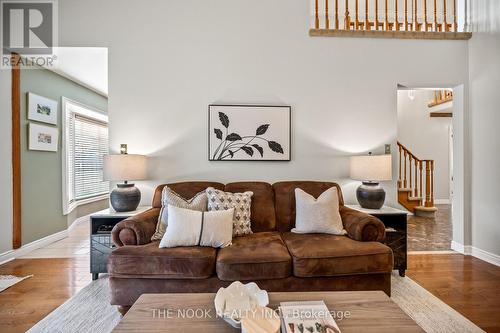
[397,141,435,207]
[312,0,465,34]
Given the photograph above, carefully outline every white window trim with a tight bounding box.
[62,97,109,215]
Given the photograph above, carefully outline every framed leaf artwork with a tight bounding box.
[208,105,291,161]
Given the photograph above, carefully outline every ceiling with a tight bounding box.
[49,47,108,96]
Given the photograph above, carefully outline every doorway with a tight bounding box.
[397,88,454,251]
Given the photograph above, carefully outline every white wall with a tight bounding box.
[0,69,12,254]
[56,0,468,210]
[397,90,452,202]
[468,0,500,258]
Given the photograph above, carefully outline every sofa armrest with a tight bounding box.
[340,206,386,242]
[111,208,161,247]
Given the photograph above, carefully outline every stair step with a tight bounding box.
[408,196,422,201]
[415,206,438,212]
[414,205,438,218]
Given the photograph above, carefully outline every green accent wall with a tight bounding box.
[20,68,108,245]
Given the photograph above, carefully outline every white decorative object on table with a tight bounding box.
[214,281,269,329]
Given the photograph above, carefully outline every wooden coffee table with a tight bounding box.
[113,291,423,332]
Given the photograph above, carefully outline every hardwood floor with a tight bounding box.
[0,257,91,333]
[1,254,499,332]
[407,253,500,332]
[408,204,452,251]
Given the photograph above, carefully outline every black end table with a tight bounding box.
[346,205,408,277]
[90,207,150,280]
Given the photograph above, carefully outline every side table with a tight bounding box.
[90,206,151,280]
[346,205,408,277]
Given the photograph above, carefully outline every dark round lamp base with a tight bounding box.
[356,182,386,209]
[110,183,141,212]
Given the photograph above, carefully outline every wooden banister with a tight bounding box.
[310,0,470,39]
[397,141,435,208]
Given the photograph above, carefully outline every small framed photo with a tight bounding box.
[27,92,58,125]
[29,123,59,152]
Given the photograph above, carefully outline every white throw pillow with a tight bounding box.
[151,186,208,241]
[159,205,234,248]
[292,187,346,235]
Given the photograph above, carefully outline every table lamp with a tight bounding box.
[350,153,392,209]
[103,146,147,212]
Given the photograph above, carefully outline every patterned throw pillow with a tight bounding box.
[206,187,253,236]
[151,186,208,241]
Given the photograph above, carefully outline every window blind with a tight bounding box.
[68,111,109,202]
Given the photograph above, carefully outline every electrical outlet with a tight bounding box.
[385,144,391,154]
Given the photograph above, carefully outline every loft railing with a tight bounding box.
[310,0,472,39]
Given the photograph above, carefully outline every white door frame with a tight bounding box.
[397,84,469,253]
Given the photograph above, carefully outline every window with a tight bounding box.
[62,97,108,214]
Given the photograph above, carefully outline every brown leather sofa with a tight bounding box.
[109,181,393,314]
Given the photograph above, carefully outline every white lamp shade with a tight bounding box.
[103,154,147,181]
[350,154,392,181]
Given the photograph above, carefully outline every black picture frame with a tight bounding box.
[208,104,291,161]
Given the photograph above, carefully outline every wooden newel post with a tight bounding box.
[409,156,413,190]
[419,161,423,202]
[398,145,402,185]
[430,160,435,206]
[414,158,418,197]
[403,150,408,188]
[425,160,432,207]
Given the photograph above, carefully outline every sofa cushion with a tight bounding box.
[282,232,393,277]
[225,182,276,232]
[273,181,344,232]
[216,232,292,281]
[108,241,216,279]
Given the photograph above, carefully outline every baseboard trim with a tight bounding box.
[451,241,466,254]
[451,241,500,266]
[0,229,68,265]
[469,246,500,267]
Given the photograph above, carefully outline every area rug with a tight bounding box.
[0,274,33,292]
[27,273,484,333]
